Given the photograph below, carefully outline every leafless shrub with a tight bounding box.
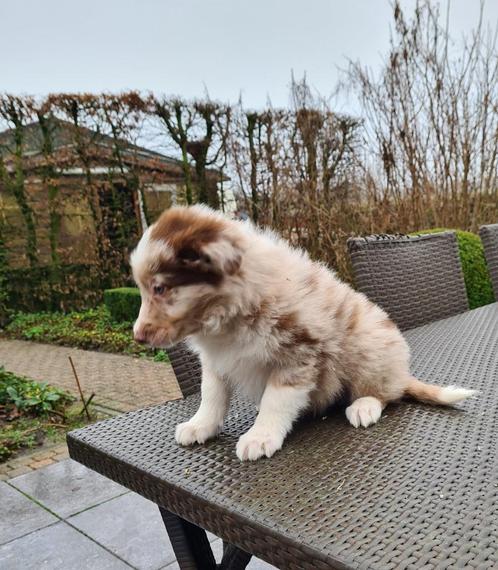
[348,0,498,232]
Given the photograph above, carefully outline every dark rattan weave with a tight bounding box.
[347,232,469,330]
[480,223,498,299]
[167,342,202,397]
[68,303,498,569]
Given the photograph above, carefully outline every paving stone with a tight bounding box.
[7,466,33,478]
[0,521,131,569]
[31,450,56,460]
[53,451,70,461]
[0,482,58,544]
[69,492,175,570]
[2,444,70,475]
[247,557,280,569]
[3,456,31,469]
[211,538,224,561]
[9,459,127,518]
[28,458,54,469]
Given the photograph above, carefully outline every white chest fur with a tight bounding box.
[190,332,271,405]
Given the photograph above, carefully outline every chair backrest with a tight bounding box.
[166,342,202,397]
[479,223,498,298]
[347,232,469,331]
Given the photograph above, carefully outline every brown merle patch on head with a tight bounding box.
[150,207,242,283]
[150,207,225,255]
[157,258,223,288]
[149,207,234,287]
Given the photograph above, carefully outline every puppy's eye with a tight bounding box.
[153,285,165,295]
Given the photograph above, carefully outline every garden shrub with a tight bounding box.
[104,288,142,323]
[5,263,105,315]
[3,305,168,361]
[5,306,141,355]
[413,229,495,309]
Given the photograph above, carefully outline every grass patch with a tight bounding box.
[2,305,169,361]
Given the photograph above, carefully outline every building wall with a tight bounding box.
[142,182,180,224]
[1,177,98,269]
[1,178,188,270]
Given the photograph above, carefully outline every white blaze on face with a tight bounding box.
[131,227,172,342]
[130,227,174,286]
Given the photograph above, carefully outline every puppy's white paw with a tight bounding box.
[346,396,383,428]
[236,428,283,461]
[175,420,220,446]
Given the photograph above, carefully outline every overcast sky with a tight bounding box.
[1,0,497,111]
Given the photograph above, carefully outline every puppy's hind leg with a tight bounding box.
[346,396,385,428]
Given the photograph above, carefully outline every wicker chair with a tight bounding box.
[479,223,498,298]
[347,232,469,331]
[167,342,202,396]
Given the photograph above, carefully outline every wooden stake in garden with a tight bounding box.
[68,356,92,421]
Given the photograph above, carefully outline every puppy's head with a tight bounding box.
[131,205,242,347]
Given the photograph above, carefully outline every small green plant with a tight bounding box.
[0,431,34,461]
[5,382,67,414]
[104,287,141,323]
[153,350,169,362]
[413,229,495,309]
[0,368,77,462]
[0,367,73,416]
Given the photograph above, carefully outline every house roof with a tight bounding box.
[0,117,183,170]
[0,117,228,181]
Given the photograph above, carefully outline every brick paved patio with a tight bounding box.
[0,339,183,477]
[0,340,182,413]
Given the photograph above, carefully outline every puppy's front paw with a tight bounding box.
[236,428,284,461]
[175,420,220,446]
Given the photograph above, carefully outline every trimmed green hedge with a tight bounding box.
[104,288,142,323]
[413,228,495,309]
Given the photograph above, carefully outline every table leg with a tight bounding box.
[159,506,216,569]
[158,507,253,570]
[219,541,252,569]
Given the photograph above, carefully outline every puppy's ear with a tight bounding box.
[177,239,241,276]
[177,247,211,271]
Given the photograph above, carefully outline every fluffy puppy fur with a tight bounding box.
[131,205,476,461]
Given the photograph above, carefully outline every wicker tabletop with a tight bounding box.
[68,303,498,570]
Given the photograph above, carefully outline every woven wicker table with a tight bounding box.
[67,303,498,570]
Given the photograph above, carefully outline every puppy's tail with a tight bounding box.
[404,376,477,405]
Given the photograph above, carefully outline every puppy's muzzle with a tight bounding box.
[133,321,153,344]
[133,322,174,347]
